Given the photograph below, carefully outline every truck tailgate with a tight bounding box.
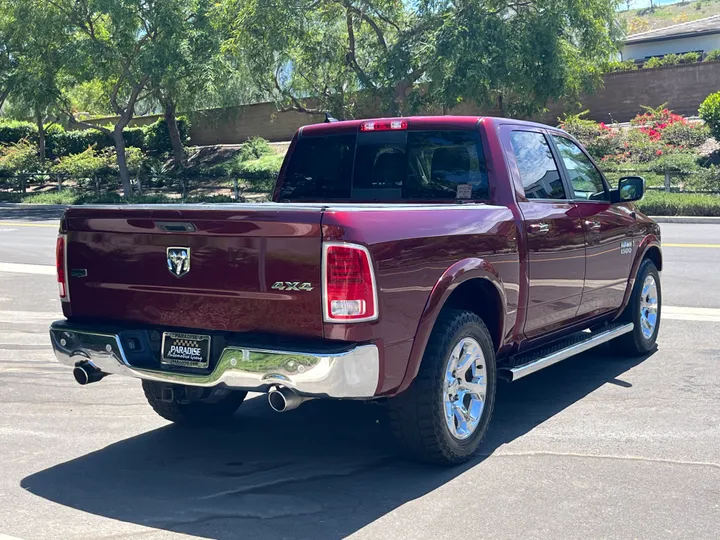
[62,205,325,337]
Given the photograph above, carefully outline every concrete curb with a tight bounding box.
[650,216,720,224]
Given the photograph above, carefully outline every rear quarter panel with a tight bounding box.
[321,206,520,394]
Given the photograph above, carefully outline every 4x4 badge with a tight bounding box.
[167,247,191,277]
[272,282,313,292]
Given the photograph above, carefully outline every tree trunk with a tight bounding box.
[114,127,132,198]
[164,100,185,169]
[35,110,45,165]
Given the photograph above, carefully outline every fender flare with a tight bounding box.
[395,258,507,394]
[615,234,662,318]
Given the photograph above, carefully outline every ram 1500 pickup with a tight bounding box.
[50,116,662,464]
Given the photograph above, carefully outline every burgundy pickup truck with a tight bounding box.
[50,116,662,464]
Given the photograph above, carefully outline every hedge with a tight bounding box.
[0,117,190,158]
[637,192,720,217]
[0,120,38,145]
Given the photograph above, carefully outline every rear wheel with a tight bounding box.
[388,309,497,465]
[142,381,247,425]
[616,259,661,356]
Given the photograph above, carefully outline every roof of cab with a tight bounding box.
[299,115,560,137]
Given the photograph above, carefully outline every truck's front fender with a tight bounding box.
[395,258,507,395]
[615,233,662,319]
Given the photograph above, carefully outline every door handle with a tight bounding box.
[528,223,550,235]
[586,220,601,231]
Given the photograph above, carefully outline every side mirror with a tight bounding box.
[613,176,645,203]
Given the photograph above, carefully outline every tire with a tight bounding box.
[142,381,247,425]
[388,309,497,465]
[615,258,661,356]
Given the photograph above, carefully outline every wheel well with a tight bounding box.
[442,279,503,351]
[645,246,662,271]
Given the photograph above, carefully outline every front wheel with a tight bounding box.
[616,259,661,356]
[388,309,497,465]
[142,381,247,425]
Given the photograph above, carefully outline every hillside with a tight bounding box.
[618,0,720,34]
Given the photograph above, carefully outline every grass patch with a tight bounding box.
[637,191,720,216]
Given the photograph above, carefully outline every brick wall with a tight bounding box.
[77,62,720,145]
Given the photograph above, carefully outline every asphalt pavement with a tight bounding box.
[0,211,718,540]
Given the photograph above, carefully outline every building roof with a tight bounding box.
[625,14,720,45]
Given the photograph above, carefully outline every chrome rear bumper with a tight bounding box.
[49,321,380,398]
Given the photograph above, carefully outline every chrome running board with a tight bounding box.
[500,323,634,382]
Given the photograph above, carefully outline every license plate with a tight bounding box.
[161,332,211,369]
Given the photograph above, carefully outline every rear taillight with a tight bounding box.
[56,234,69,301]
[322,242,378,322]
[359,120,407,132]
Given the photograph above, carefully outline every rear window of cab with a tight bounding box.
[277,130,489,202]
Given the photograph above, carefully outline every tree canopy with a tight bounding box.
[0,0,623,194]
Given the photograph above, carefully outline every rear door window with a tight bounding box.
[279,129,488,201]
[509,131,566,200]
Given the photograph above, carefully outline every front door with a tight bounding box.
[550,135,636,318]
[503,128,586,339]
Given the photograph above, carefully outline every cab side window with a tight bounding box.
[552,136,608,201]
[509,131,566,200]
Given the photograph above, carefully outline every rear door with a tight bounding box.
[550,134,636,318]
[502,127,586,339]
[63,205,326,337]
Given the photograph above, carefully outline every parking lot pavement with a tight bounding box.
[0,220,718,540]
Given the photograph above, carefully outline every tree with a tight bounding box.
[0,0,71,163]
[48,0,211,196]
[146,1,225,168]
[224,0,419,119]
[420,0,622,118]
[226,0,620,121]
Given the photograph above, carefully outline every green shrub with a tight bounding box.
[679,52,702,64]
[660,121,711,148]
[185,194,237,203]
[699,91,720,141]
[143,117,190,154]
[21,191,82,205]
[0,120,37,145]
[644,54,683,69]
[705,49,720,62]
[643,57,663,69]
[557,111,602,148]
[124,127,146,149]
[238,136,274,161]
[47,129,113,158]
[0,191,23,202]
[604,60,638,73]
[0,140,41,176]
[236,153,283,179]
[687,165,720,191]
[618,129,665,163]
[647,153,700,175]
[51,147,114,179]
[637,192,720,216]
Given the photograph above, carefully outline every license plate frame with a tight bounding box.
[161,332,212,369]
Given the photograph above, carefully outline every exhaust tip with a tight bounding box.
[268,389,288,412]
[73,363,105,385]
[73,365,91,385]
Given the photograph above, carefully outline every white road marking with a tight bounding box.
[0,262,54,275]
[0,311,59,323]
[663,306,720,323]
